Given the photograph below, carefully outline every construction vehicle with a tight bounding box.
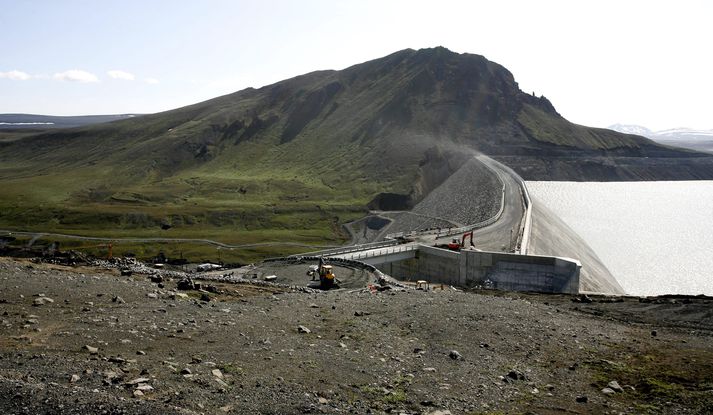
[307,257,337,289]
[436,231,475,251]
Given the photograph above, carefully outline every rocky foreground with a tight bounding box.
[1,257,712,414]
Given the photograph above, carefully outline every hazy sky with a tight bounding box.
[1,0,711,130]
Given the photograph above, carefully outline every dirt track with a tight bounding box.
[2,257,712,414]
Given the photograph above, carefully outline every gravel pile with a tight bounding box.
[91,257,188,279]
[411,158,502,226]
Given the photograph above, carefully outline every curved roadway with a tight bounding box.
[409,154,525,252]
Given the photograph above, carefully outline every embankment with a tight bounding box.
[527,197,624,294]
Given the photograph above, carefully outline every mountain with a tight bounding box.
[1,47,713,261]
[608,124,713,154]
[0,113,141,129]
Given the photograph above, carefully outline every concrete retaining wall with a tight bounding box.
[376,245,580,294]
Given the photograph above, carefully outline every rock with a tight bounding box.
[112,296,125,304]
[309,303,319,308]
[136,350,146,355]
[339,342,347,348]
[83,345,99,355]
[448,350,462,360]
[212,369,223,379]
[420,400,435,406]
[177,278,195,290]
[69,374,80,383]
[147,293,158,299]
[651,330,657,337]
[318,397,328,404]
[200,293,211,302]
[33,297,54,306]
[133,389,144,397]
[180,368,192,375]
[601,387,616,395]
[219,404,233,413]
[354,311,370,316]
[297,325,311,334]
[126,377,151,385]
[423,367,437,372]
[135,384,154,392]
[576,395,588,403]
[504,370,528,382]
[607,380,624,393]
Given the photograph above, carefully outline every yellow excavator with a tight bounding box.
[308,257,336,289]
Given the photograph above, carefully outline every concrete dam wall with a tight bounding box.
[374,245,580,294]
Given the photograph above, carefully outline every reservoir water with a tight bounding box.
[526,181,713,296]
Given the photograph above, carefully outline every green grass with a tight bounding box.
[585,347,713,412]
[518,104,643,150]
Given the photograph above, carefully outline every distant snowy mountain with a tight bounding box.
[608,123,654,137]
[608,124,713,154]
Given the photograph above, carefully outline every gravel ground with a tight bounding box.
[2,257,712,414]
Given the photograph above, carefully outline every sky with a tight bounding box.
[1,0,711,131]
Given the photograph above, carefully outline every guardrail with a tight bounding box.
[331,243,418,261]
[519,181,533,254]
[303,239,400,257]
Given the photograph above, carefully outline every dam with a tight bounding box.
[307,154,623,295]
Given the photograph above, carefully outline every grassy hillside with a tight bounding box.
[2,47,712,262]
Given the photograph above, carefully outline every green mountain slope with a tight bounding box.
[1,47,712,261]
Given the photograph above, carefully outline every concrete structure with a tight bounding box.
[327,244,581,294]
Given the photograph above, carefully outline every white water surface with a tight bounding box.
[526,181,713,296]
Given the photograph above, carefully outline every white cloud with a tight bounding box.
[107,69,135,81]
[53,69,99,83]
[144,77,160,84]
[0,70,31,80]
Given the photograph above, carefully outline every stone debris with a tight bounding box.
[83,345,99,355]
[33,297,54,306]
[212,369,224,379]
[69,374,80,383]
[297,325,311,334]
[126,377,151,385]
[607,380,624,393]
[135,384,154,392]
[448,350,462,360]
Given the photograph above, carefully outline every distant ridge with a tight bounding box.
[0,113,142,129]
[609,124,713,154]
